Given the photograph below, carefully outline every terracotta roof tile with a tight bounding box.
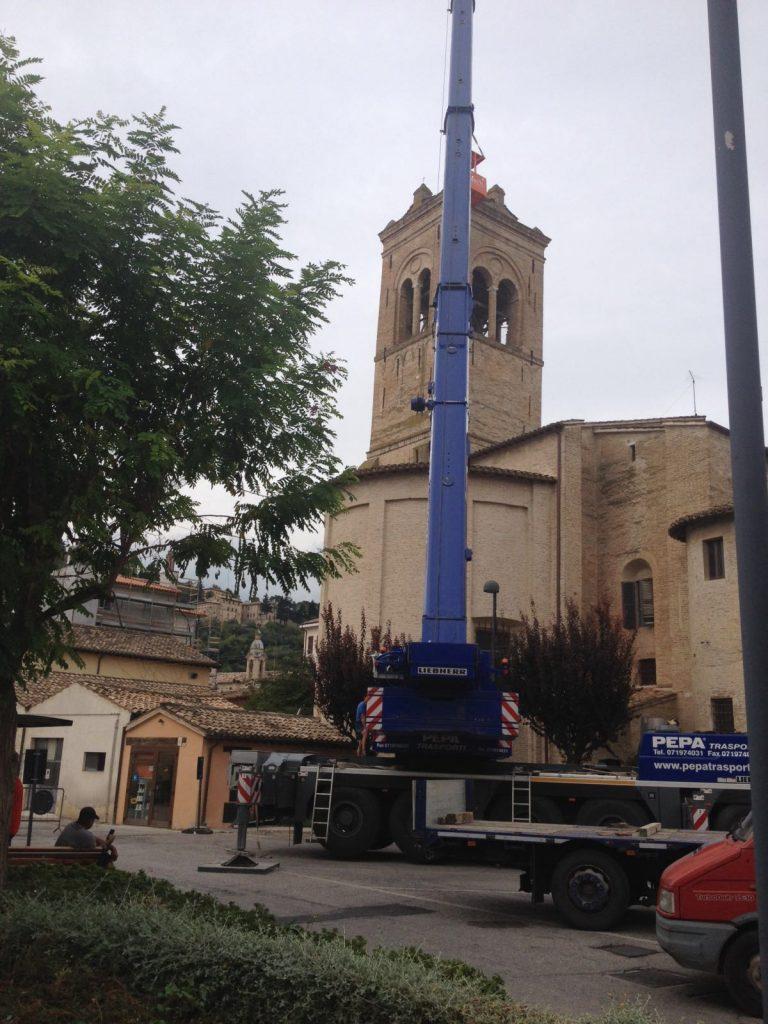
[154,704,351,746]
[17,671,238,715]
[355,462,555,484]
[71,625,214,666]
[668,504,734,542]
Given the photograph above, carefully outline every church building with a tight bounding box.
[317,180,746,759]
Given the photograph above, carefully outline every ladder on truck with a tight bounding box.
[308,764,336,843]
[512,773,532,823]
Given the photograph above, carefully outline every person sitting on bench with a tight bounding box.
[56,807,118,862]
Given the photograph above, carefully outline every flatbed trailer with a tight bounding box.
[234,751,748,860]
[412,777,723,929]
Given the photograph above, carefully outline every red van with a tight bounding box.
[656,813,760,1016]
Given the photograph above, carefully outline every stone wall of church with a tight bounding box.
[680,519,745,731]
[321,468,557,641]
[583,421,733,702]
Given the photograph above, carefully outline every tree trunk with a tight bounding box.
[0,678,18,889]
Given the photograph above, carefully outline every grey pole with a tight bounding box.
[483,581,500,675]
[707,3,768,1018]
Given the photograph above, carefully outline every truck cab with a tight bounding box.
[656,813,760,1016]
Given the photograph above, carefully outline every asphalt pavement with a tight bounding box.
[17,821,752,1024]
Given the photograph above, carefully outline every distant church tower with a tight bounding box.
[365,182,550,467]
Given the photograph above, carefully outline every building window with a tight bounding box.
[307,635,314,655]
[470,267,490,336]
[496,278,518,346]
[628,442,636,462]
[638,658,657,686]
[398,279,414,339]
[703,537,725,580]
[711,697,735,733]
[417,269,431,332]
[83,752,106,772]
[622,578,654,628]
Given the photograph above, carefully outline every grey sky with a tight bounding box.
[5,1,767,595]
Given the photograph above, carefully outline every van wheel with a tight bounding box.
[723,929,762,1017]
[389,791,443,863]
[576,799,650,828]
[322,787,381,859]
[551,848,630,930]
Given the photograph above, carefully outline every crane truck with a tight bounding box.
[232,1,750,930]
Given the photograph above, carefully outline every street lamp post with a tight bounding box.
[483,580,500,674]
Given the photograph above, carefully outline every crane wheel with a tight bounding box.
[575,799,650,828]
[322,787,381,859]
[551,847,630,930]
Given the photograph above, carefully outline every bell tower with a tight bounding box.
[364,181,550,466]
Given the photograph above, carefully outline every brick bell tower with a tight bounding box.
[364,180,550,467]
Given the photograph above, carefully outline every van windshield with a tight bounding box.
[732,811,752,841]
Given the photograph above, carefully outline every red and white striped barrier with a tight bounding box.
[691,806,710,831]
[237,772,257,804]
[366,687,386,745]
[500,692,521,749]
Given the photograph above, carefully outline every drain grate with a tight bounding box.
[597,943,656,959]
[612,968,690,989]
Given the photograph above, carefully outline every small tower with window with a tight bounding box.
[365,176,550,466]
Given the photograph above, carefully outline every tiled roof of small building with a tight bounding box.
[154,704,351,746]
[16,672,238,715]
[71,624,214,666]
[668,504,734,542]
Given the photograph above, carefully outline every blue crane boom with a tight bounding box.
[422,1,473,645]
[365,2,520,762]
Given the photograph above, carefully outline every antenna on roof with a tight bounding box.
[688,370,698,415]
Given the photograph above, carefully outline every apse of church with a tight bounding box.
[364,183,550,467]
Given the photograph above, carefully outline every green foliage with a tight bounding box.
[509,601,637,765]
[0,31,357,694]
[247,665,314,715]
[1,866,660,1024]
[312,605,406,739]
[261,619,303,670]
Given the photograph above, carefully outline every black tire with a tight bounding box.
[723,929,762,1017]
[576,799,650,828]
[389,791,443,863]
[712,803,748,834]
[551,847,631,930]
[486,793,562,824]
[322,787,381,859]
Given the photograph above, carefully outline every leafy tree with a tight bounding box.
[260,620,303,672]
[246,665,314,716]
[0,37,357,884]
[509,600,637,765]
[312,605,405,739]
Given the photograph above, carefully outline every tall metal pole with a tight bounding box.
[707,4,768,1018]
[422,1,474,645]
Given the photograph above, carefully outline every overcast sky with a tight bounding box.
[5,1,767,596]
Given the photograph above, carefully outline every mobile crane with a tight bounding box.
[364,0,520,762]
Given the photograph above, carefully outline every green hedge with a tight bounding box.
[1,866,661,1024]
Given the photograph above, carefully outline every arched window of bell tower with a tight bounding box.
[398,279,414,340]
[417,269,431,333]
[471,267,491,336]
[496,279,518,346]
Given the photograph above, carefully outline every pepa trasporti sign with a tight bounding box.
[638,732,750,785]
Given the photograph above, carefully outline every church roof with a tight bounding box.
[668,504,734,542]
[355,462,555,484]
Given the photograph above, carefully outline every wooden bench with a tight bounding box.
[8,846,108,866]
